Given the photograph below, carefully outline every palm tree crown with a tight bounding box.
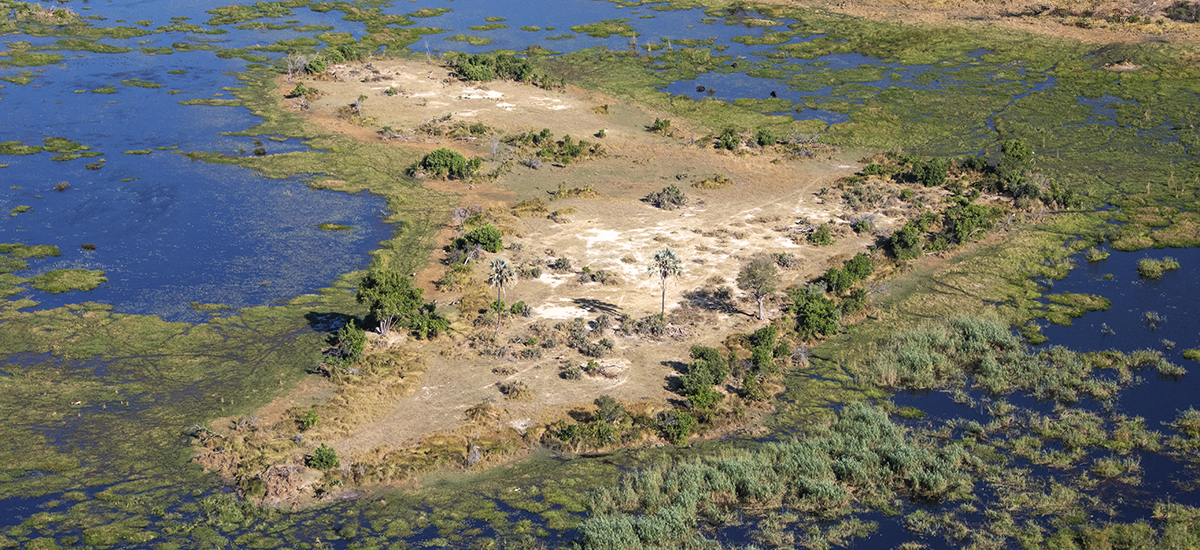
[488,258,516,337]
[647,248,683,319]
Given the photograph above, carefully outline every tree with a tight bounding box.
[356,270,425,335]
[737,254,778,321]
[307,443,339,470]
[789,284,840,339]
[488,258,516,338]
[647,248,683,320]
[465,224,503,253]
[415,148,478,179]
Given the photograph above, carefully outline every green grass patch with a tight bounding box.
[53,38,131,54]
[120,78,164,89]
[1137,257,1181,279]
[315,222,353,231]
[178,98,243,106]
[0,244,61,259]
[444,34,493,46]
[468,23,507,31]
[122,150,153,155]
[570,19,635,38]
[0,141,43,156]
[27,269,107,293]
[0,52,64,67]
[91,85,117,94]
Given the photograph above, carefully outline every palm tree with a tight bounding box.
[647,248,682,320]
[488,258,516,338]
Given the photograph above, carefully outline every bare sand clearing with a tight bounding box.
[271,59,927,457]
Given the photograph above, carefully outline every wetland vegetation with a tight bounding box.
[3,0,1200,547]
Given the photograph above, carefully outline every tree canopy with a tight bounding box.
[737,254,778,321]
[355,270,426,335]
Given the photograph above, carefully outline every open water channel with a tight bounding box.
[2,0,1198,547]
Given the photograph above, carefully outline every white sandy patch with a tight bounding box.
[410,91,438,98]
[461,88,504,100]
[454,110,478,117]
[776,237,802,248]
[581,228,621,247]
[530,97,570,110]
[496,102,516,110]
[535,305,592,319]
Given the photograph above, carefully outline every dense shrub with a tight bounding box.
[754,128,777,147]
[889,220,923,260]
[914,158,948,187]
[307,443,340,470]
[464,224,503,253]
[305,57,327,74]
[415,147,479,179]
[454,53,533,82]
[718,128,740,150]
[808,223,833,246]
[328,319,365,367]
[789,285,839,338]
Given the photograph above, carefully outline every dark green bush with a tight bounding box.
[889,221,923,260]
[914,158,948,187]
[754,128,777,147]
[659,411,697,445]
[416,147,476,179]
[789,285,839,338]
[307,443,340,470]
[718,128,740,150]
[808,223,833,246]
[465,224,503,253]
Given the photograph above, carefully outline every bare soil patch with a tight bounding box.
[268,58,921,462]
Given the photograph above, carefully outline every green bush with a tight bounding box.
[914,158,948,187]
[331,319,365,366]
[649,118,671,134]
[307,444,340,470]
[659,411,697,445]
[323,47,345,65]
[416,147,476,179]
[889,221,923,260]
[299,410,319,431]
[754,128,777,147]
[718,128,740,150]
[305,57,327,74]
[465,224,503,253]
[789,285,839,338]
[454,53,533,82]
[808,223,833,246]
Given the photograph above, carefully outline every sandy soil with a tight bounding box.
[264,58,942,459]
